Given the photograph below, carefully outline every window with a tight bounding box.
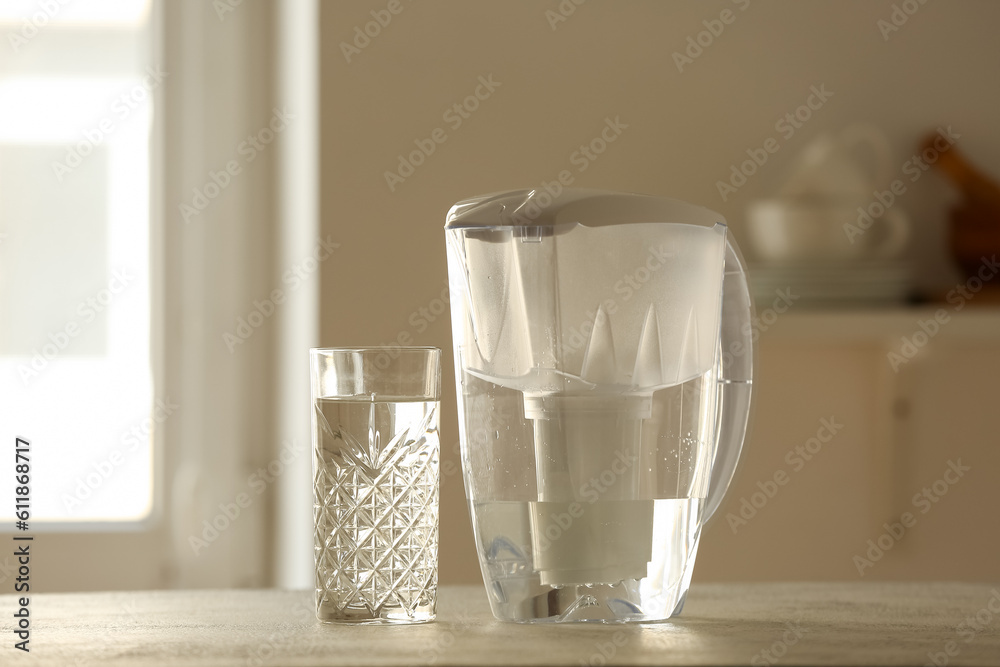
[0,0,155,524]
[0,0,311,593]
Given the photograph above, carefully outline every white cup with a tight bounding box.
[778,123,895,200]
[746,198,910,262]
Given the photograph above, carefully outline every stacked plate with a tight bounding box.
[748,260,914,306]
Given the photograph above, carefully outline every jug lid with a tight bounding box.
[445,188,727,229]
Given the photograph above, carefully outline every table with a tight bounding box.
[2,583,998,665]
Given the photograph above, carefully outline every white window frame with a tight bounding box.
[7,0,318,592]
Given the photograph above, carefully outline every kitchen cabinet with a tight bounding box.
[698,308,1000,582]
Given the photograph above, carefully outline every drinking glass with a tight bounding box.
[310,347,441,623]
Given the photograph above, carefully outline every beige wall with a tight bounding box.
[319,1,1000,584]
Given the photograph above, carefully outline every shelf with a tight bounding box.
[759,305,1000,342]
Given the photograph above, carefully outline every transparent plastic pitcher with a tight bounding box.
[445,189,755,623]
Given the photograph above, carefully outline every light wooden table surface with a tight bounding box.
[2,583,998,666]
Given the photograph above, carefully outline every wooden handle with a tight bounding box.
[921,133,1000,213]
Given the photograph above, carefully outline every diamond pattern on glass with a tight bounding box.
[313,397,438,621]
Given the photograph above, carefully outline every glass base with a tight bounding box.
[316,603,435,624]
[483,580,689,624]
[471,497,703,623]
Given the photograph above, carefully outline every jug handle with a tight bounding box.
[703,232,756,522]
